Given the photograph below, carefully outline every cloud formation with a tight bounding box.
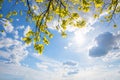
[63,60,78,67]
[63,60,79,76]
[89,32,120,57]
[0,62,60,80]
[0,18,14,33]
[0,38,20,48]
[0,38,28,64]
[35,58,80,76]
[0,23,29,64]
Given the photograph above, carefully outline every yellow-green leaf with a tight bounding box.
[0,14,3,18]
[36,0,43,3]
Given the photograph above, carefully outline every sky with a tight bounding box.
[0,0,120,80]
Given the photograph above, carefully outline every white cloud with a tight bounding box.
[63,60,79,67]
[0,38,28,64]
[0,38,20,48]
[0,18,14,33]
[102,50,120,62]
[0,18,29,65]
[34,54,63,72]
[63,64,120,80]
[0,50,10,61]
[0,54,120,80]
[0,62,62,80]
[14,30,19,39]
[63,60,79,76]
[33,54,60,64]
[0,31,6,37]
[36,63,48,70]
[0,62,120,80]
[9,44,28,64]
[64,42,72,50]
[64,46,68,50]
[16,19,19,21]
[34,54,81,77]
[0,35,28,65]
[16,25,24,30]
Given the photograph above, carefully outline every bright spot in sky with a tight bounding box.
[73,30,86,46]
[64,27,92,51]
[71,29,87,48]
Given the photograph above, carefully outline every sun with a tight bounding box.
[72,29,86,47]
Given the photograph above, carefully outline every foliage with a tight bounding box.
[0,0,120,54]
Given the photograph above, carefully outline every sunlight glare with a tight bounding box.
[72,29,86,47]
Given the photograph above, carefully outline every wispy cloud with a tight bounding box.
[0,38,20,48]
[63,60,78,67]
[0,62,57,80]
[34,54,62,72]
[0,38,28,64]
[0,18,14,33]
[36,62,48,70]
[0,23,29,65]
[0,53,120,80]
[63,60,79,76]
[16,25,24,30]
[34,54,81,77]
[0,31,6,37]
[13,30,19,39]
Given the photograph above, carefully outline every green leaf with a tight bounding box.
[26,30,34,37]
[49,34,53,38]
[61,31,67,38]
[113,24,117,28]
[34,44,44,55]
[0,14,3,18]
[34,36,40,42]
[22,37,32,44]
[43,37,49,45]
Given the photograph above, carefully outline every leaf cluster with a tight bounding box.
[0,0,120,54]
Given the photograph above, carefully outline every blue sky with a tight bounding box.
[0,1,120,80]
